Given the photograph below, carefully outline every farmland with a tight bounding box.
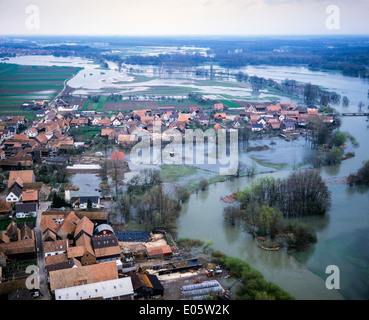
[0,63,82,115]
[78,96,216,112]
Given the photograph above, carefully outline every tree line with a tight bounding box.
[211,250,294,300]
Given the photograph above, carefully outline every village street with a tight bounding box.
[34,201,51,299]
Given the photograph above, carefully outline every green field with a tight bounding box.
[160,164,198,182]
[0,63,82,114]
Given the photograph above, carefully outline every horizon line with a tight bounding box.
[1,33,369,38]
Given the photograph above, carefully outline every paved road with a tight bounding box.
[34,201,51,300]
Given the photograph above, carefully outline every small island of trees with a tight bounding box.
[223,169,331,249]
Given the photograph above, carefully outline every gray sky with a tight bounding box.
[0,0,368,35]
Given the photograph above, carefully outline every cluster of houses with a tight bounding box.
[41,210,166,300]
[3,170,50,218]
[243,103,334,132]
[0,206,167,300]
[0,99,335,171]
[0,114,73,169]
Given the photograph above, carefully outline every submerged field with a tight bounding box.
[0,63,82,114]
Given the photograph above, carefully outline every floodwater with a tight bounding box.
[6,55,367,105]
[69,173,102,198]
[6,54,369,299]
[177,115,369,300]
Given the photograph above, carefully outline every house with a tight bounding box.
[249,114,261,124]
[257,117,267,127]
[101,128,116,140]
[74,216,94,241]
[111,118,121,127]
[214,103,224,111]
[6,222,20,242]
[255,104,268,113]
[198,114,210,126]
[283,122,296,131]
[307,105,319,115]
[267,104,282,113]
[91,234,120,263]
[46,257,81,277]
[35,133,48,145]
[98,117,111,127]
[44,239,69,258]
[56,211,80,239]
[35,110,46,118]
[7,170,35,189]
[18,223,34,241]
[281,110,299,119]
[49,261,119,292]
[45,253,69,267]
[55,277,134,300]
[15,203,37,219]
[0,239,36,260]
[232,121,242,129]
[116,134,135,146]
[22,189,38,204]
[0,150,33,168]
[91,116,101,126]
[268,119,281,130]
[214,113,227,121]
[41,215,59,242]
[25,127,38,138]
[251,123,264,132]
[270,122,281,130]
[78,196,100,209]
[6,182,23,203]
[75,233,96,265]
[67,244,96,266]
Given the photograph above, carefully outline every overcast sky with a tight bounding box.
[0,0,368,36]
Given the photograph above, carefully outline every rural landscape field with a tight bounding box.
[0,63,81,116]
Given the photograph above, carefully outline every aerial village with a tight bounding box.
[0,97,336,300]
